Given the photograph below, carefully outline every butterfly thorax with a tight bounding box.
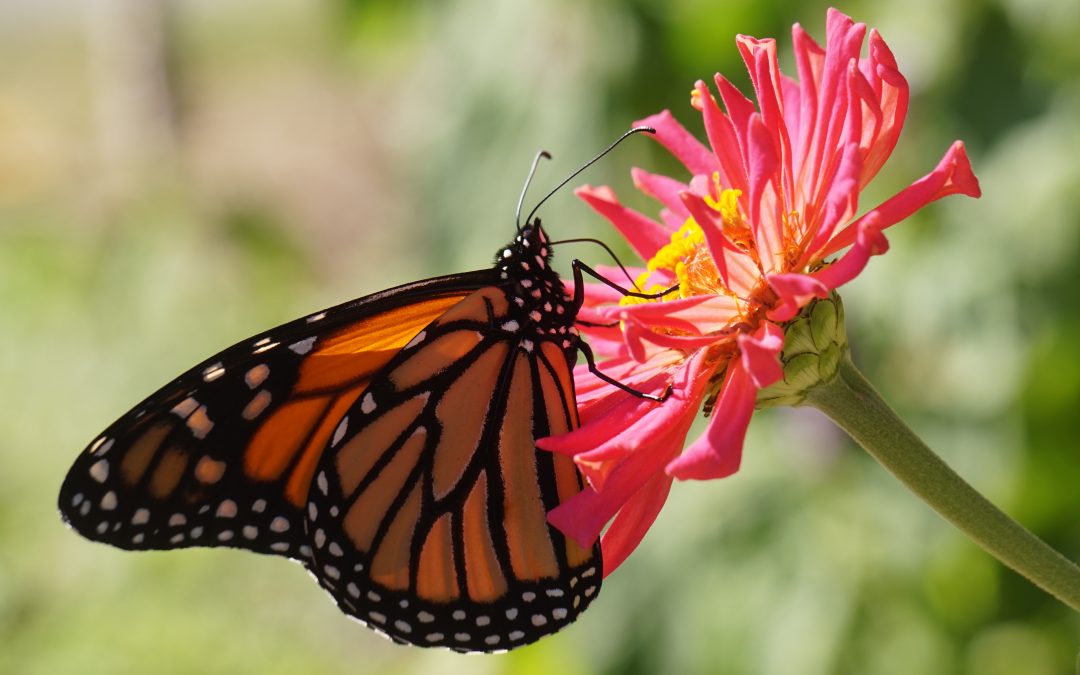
[494,221,578,347]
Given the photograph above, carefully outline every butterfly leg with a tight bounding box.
[576,340,671,402]
[570,260,679,302]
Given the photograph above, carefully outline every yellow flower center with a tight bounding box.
[620,186,748,307]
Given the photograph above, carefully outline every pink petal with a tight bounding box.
[694,80,748,191]
[859,29,909,187]
[620,314,729,360]
[737,321,784,388]
[636,110,717,177]
[665,360,756,480]
[821,140,980,257]
[737,35,793,200]
[765,272,830,321]
[745,113,784,269]
[603,293,740,330]
[576,185,672,260]
[546,352,714,544]
[632,168,691,218]
[678,191,738,286]
[810,213,888,290]
[799,140,862,267]
[714,73,757,170]
[791,22,826,173]
[599,471,673,577]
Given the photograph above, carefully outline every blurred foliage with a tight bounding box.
[1,0,1079,673]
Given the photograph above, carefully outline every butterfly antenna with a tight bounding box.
[516,150,553,231]
[524,126,655,227]
[549,237,641,290]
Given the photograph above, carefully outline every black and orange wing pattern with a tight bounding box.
[306,284,599,652]
[58,222,601,652]
[58,272,489,561]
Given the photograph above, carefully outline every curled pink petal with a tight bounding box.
[636,110,717,176]
[665,361,756,480]
[576,185,672,260]
[632,168,691,218]
[822,140,980,257]
[765,272,830,321]
[694,80,748,191]
[737,321,784,388]
[599,472,673,576]
[811,213,889,290]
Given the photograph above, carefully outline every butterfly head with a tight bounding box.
[495,220,576,337]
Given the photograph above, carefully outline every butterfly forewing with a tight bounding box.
[58,274,489,561]
[306,284,601,652]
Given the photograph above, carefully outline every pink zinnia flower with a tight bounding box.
[541,8,981,576]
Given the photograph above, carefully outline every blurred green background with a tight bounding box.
[2,0,1079,673]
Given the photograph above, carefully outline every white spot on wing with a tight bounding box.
[270,517,289,533]
[171,397,198,419]
[89,437,114,456]
[244,364,269,388]
[242,390,272,420]
[404,331,426,350]
[100,491,117,510]
[253,341,279,354]
[360,393,376,415]
[306,311,327,323]
[202,363,225,382]
[89,459,109,483]
[216,500,237,518]
[289,337,316,355]
[332,418,348,446]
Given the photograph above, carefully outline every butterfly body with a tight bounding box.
[58,222,600,652]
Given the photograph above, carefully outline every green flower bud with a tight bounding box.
[756,293,848,409]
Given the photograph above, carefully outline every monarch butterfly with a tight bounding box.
[58,129,669,652]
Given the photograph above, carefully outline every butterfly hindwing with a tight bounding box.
[305,282,602,652]
[58,273,491,562]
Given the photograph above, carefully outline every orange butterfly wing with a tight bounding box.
[59,221,602,653]
[306,285,601,652]
[58,274,488,561]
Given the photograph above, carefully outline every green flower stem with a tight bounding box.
[803,353,1080,612]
